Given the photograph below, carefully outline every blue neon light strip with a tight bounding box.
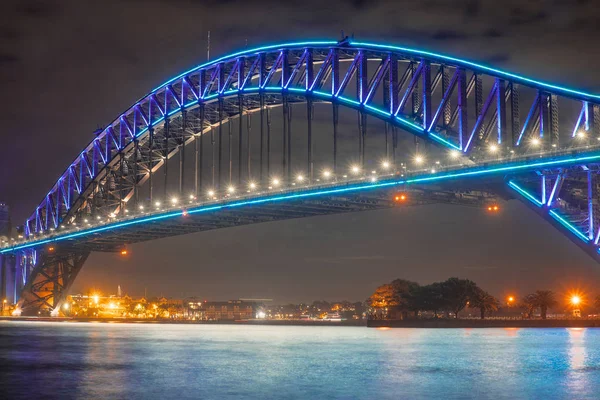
[153,40,600,101]
[350,41,600,101]
[152,41,338,92]
[507,181,543,207]
[549,210,590,243]
[6,150,600,254]
[1,180,400,254]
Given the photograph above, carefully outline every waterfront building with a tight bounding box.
[185,299,258,320]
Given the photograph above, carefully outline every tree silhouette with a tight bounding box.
[533,290,557,320]
[520,294,538,319]
[440,277,479,318]
[471,289,500,319]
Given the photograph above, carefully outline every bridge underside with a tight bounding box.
[65,183,501,252]
[4,178,503,314]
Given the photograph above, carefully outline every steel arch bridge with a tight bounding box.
[2,37,600,315]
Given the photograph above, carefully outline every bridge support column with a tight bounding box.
[496,79,506,146]
[549,94,559,146]
[247,102,253,181]
[307,99,313,181]
[266,107,271,182]
[510,83,520,147]
[18,250,90,315]
[539,92,549,146]
[0,255,6,303]
[1,255,17,305]
[332,104,338,175]
[164,119,170,199]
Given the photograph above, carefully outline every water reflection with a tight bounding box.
[1,322,599,399]
[503,327,520,337]
[568,328,586,370]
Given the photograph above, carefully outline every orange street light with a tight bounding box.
[394,194,407,202]
[571,295,581,306]
[506,295,516,307]
[120,249,128,256]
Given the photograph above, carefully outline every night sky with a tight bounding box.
[1,0,600,303]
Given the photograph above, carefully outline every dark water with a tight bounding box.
[1,322,599,399]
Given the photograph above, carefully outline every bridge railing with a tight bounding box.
[4,143,600,253]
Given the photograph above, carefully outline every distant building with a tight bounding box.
[185,299,258,320]
[0,203,11,242]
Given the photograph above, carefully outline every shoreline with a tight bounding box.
[3,317,600,328]
[367,319,600,328]
[0,316,366,326]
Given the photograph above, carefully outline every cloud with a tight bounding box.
[305,255,391,264]
[462,265,498,271]
[0,53,18,65]
[15,0,61,18]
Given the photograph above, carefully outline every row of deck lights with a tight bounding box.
[0,157,454,246]
[0,143,553,246]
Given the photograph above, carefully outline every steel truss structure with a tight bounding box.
[2,38,600,314]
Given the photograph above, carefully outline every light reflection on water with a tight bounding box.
[0,322,599,399]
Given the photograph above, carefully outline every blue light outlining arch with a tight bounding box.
[153,39,600,102]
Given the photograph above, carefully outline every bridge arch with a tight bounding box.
[21,40,600,238]
[3,38,600,314]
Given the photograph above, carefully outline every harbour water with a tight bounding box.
[0,322,599,399]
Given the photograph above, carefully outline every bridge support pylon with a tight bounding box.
[17,249,89,316]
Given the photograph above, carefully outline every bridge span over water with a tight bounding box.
[2,38,600,314]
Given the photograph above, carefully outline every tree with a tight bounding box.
[471,289,500,319]
[520,294,537,319]
[533,290,557,320]
[368,284,397,309]
[440,278,479,318]
[407,283,446,317]
[390,279,420,318]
